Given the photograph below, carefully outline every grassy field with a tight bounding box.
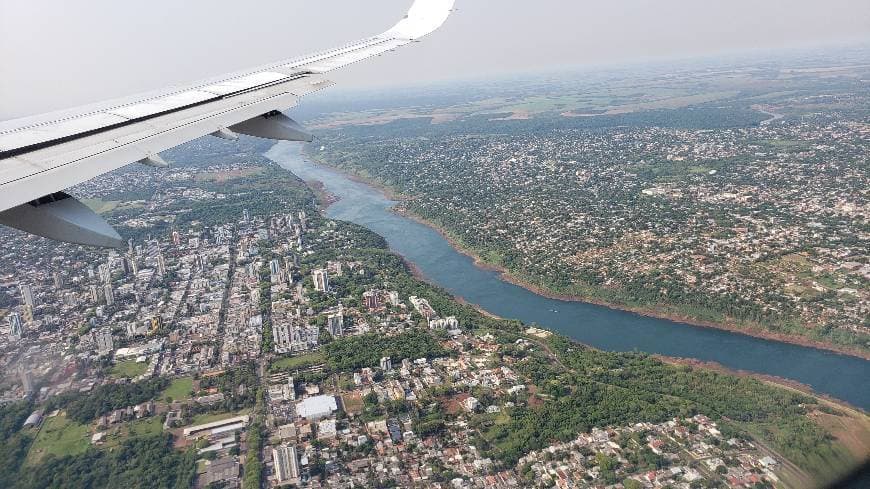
[190,409,250,427]
[81,198,121,214]
[81,198,145,214]
[110,360,147,379]
[26,414,90,465]
[161,377,194,402]
[102,417,164,449]
[341,391,364,415]
[193,167,264,183]
[270,351,325,372]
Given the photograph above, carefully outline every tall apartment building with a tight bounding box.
[104,283,114,306]
[19,284,34,307]
[8,312,23,339]
[312,268,329,292]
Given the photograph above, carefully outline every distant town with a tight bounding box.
[309,56,870,357]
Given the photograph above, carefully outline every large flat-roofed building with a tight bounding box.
[272,444,300,483]
[201,456,240,487]
[295,395,337,420]
[183,414,250,439]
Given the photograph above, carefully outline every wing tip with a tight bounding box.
[385,0,456,40]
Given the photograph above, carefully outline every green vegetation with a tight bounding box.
[102,417,164,449]
[45,378,169,424]
[324,330,450,371]
[308,75,870,356]
[110,360,148,379]
[161,377,194,402]
[480,334,851,483]
[0,402,34,487]
[242,422,264,489]
[190,409,251,427]
[17,434,196,489]
[197,363,259,412]
[81,198,121,214]
[26,415,90,465]
[743,417,856,480]
[270,351,326,372]
[193,167,264,183]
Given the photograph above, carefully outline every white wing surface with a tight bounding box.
[0,0,455,247]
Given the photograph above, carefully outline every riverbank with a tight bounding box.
[303,146,870,362]
[655,355,867,414]
[402,207,870,361]
[305,179,340,208]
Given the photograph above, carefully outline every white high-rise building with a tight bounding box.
[363,290,381,309]
[8,313,23,339]
[380,356,392,371]
[327,307,344,337]
[312,269,329,292]
[270,259,284,284]
[272,444,299,482]
[19,284,34,307]
[429,316,460,330]
[156,255,167,275]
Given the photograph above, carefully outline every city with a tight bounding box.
[1,1,869,488]
[306,56,870,358]
[0,135,867,488]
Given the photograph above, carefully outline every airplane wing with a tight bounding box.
[0,0,455,248]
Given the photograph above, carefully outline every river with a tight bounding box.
[266,142,870,410]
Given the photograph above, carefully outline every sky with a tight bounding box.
[1,0,869,120]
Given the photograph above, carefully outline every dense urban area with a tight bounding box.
[1,53,869,489]
[307,54,870,358]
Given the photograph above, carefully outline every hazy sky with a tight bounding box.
[2,0,869,120]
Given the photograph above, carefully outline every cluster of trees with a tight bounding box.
[242,422,264,489]
[0,401,34,488]
[324,330,450,371]
[15,434,196,489]
[486,334,842,479]
[257,261,274,353]
[486,378,695,464]
[176,158,315,229]
[198,363,259,411]
[45,378,169,424]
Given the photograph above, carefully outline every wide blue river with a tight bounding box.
[267,143,870,410]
